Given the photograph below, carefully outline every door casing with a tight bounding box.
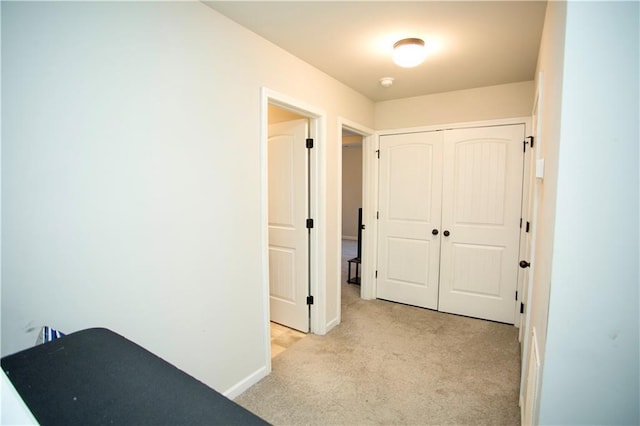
[260,88,326,374]
[519,72,543,416]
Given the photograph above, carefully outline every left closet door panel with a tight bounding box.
[376,131,443,310]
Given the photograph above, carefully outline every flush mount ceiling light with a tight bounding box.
[392,38,427,68]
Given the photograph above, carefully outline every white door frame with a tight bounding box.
[364,117,531,319]
[519,72,543,415]
[260,88,326,372]
[336,118,377,326]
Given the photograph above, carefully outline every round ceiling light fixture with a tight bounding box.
[392,38,427,68]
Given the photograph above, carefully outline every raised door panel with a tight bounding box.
[268,136,295,230]
[268,247,296,302]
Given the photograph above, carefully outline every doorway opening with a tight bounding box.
[266,104,309,358]
[341,129,363,309]
[337,119,376,326]
[261,89,326,368]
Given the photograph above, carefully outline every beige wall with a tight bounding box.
[536,2,639,423]
[374,81,534,130]
[268,104,305,124]
[341,139,362,240]
[521,2,640,423]
[2,1,374,397]
[529,0,567,377]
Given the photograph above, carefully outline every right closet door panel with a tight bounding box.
[438,125,524,323]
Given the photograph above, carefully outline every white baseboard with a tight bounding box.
[223,365,268,400]
[325,316,340,333]
[522,327,541,426]
[342,235,357,241]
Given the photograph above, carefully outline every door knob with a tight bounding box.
[519,260,531,269]
[432,229,439,235]
[443,230,450,237]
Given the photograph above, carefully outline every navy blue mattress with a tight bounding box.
[1,328,268,425]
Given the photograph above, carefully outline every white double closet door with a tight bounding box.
[377,124,524,324]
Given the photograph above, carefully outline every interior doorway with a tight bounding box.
[338,119,376,325]
[266,104,310,360]
[261,89,326,368]
[341,131,363,248]
[341,130,363,309]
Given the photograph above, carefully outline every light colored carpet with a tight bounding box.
[236,240,522,425]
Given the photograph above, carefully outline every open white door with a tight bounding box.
[519,133,536,340]
[438,124,525,324]
[268,119,309,332]
[376,131,443,309]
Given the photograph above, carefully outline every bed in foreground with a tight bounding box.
[1,327,268,425]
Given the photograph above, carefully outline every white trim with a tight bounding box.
[361,132,379,301]
[311,111,328,336]
[223,366,268,400]
[514,118,532,330]
[519,71,544,410]
[329,120,343,333]
[325,316,339,332]
[521,327,541,426]
[377,116,531,137]
[259,89,272,378]
[260,88,327,352]
[340,118,375,136]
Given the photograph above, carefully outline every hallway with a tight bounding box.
[235,240,522,425]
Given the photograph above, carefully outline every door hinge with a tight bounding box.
[526,221,530,233]
[376,211,379,220]
[306,218,314,229]
[375,270,378,278]
[376,149,380,159]
[520,218,523,229]
[306,138,314,149]
[307,295,314,305]
[526,136,534,149]
[520,302,525,314]
[515,291,518,301]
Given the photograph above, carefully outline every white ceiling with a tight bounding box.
[204,1,547,102]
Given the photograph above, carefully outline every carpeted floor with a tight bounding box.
[235,240,522,425]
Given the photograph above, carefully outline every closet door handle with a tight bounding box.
[443,230,450,237]
[432,229,439,236]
